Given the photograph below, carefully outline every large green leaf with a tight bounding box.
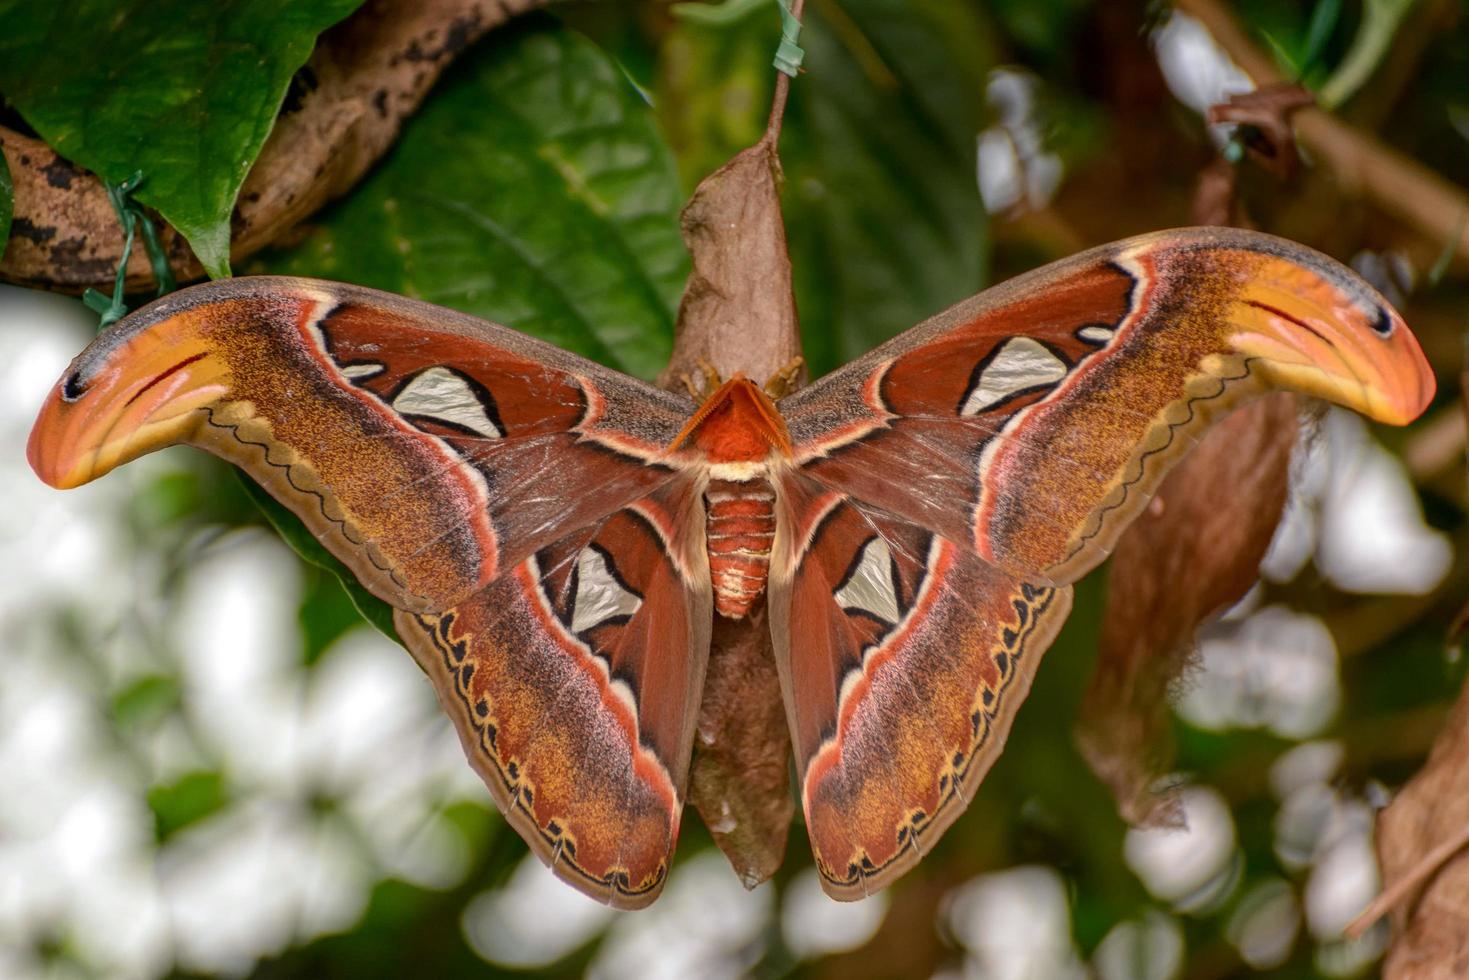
[785,0,996,373]
[0,0,363,278]
[263,17,687,379]
[655,0,995,375]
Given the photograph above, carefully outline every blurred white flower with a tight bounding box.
[943,865,1086,980]
[781,867,889,960]
[1178,605,1340,739]
[463,854,616,969]
[1093,910,1184,980]
[1225,878,1300,970]
[1265,409,1450,594]
[976,68,1063,214]
[590,850,771,980]
[1151,12,1253,145]
[1124,786,1240,914]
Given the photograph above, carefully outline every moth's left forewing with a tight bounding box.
[397,476,711,909]
[768,474,1071,899]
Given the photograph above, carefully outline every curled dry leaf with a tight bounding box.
[660,134,804,886]
[1206,83,1316,179]
[1368,677,1469,977]
[1076,393,1298,825]
[0,0,547,292]
[659,136,806,390]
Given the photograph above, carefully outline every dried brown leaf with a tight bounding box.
[658,136,806,390]
[1076,393,1298,825]
[1206,82,1316,179]
[1371,678,1469,977]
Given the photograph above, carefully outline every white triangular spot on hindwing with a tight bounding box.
[960,337,1069,416]
[834,536,901,625]
[392,366,503,438]
[1077,324,1114,344]
[571,545,643,633]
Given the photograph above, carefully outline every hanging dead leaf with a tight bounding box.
[658,135,806,391]
[1075,393,1298,825]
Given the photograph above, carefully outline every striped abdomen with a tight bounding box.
[705,476,777,618]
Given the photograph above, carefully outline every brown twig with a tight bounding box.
[1347,821,1469,939]
[763,0,805,143]
[0,0,550,292]
[1174,0,1469,271]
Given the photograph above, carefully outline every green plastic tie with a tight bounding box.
[773,0,804,77]
[82,171,177,330]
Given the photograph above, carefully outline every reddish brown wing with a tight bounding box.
[772,227,1435,898]
[398,477,711,908]
[769,472,1070,897]
[780,227,1433,586]
[28,277,711,907]
[28,277,695,613]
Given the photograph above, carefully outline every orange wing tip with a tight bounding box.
[1226,272,1435,427]
[28,335,230,489]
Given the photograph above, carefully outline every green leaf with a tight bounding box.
[298,564,376,667]
[0,0,364,278]
[263,17,687,379]
[0,148,11,252]
[236,473,401,645]
[111,673,182,730]
[148,770,227,842]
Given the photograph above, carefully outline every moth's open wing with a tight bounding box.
[779,227,1435,586]
[769,473,1070,898]
[28,278,694,613]
[28,278,710,907]
[771,227,1434,899]
[398,477,711,908]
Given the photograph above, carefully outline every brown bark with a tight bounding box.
[0,0,549,292]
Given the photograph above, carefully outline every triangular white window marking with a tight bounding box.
[392,366,503,438]
[571,545,643,633]
[342,361,386,381]
[834,536,901,625]
[960,337,1069,416]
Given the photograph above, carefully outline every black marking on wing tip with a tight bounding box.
[1372,305,1395,337]
[460,663,475,685]
[61,371,85,402]
[475,699,489,718]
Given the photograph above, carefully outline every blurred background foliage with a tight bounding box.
[2,0,1469,977]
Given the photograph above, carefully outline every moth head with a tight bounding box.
[29,299,233,489]
[1211,242,1434,425]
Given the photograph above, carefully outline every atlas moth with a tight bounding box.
[29,227,1434,907]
